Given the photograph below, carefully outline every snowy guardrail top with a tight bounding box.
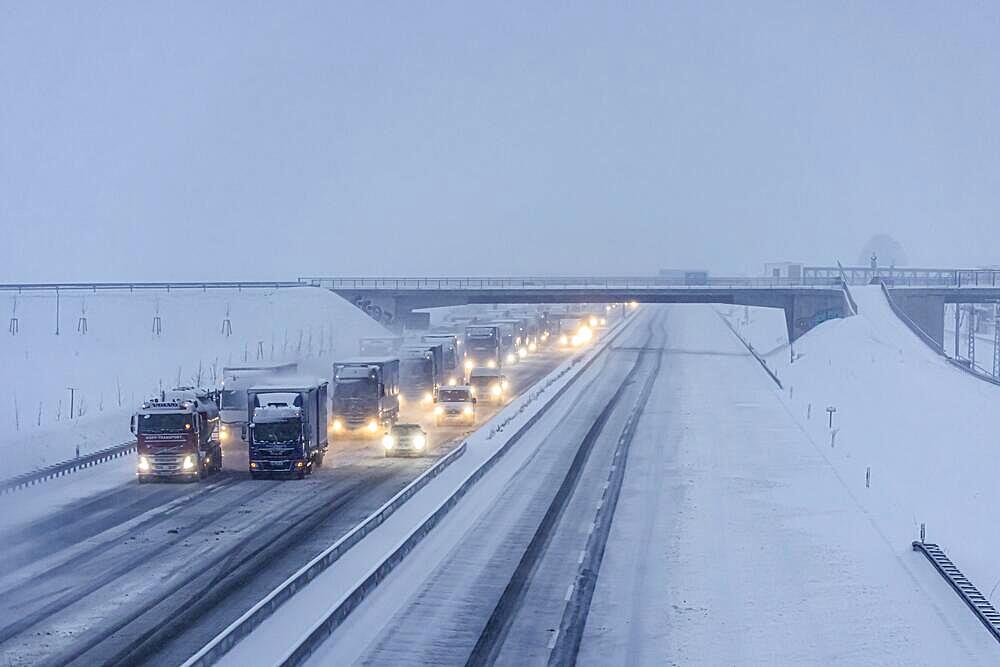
[0,281,306,293]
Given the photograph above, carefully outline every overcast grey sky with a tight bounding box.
[1,2,998,281]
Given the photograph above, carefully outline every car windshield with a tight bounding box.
[438,389,471,402]
[254,421,300,443]
[139,413,192,434]
[392,426,422,436]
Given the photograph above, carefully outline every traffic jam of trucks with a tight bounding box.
[130,305,617,482]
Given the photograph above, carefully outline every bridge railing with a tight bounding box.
[299,276,844,290]
[0,281,305,293]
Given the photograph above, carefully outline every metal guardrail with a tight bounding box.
[913,541,1000,644]
[715,312,783,389]
[271,312,637,666]
[181,439,471,667]
[0,281,305,293]
[0,441,136,495]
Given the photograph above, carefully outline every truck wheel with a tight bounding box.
[138,477,148,485]
[296,470,306,480]
[251,471,262,480]
[314,452,324,469]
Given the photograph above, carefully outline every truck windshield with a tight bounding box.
[139,413,193,433]
[220,389,247,410]
[254,421,300,444]
[438,389,471,402]
[334,380,373,398]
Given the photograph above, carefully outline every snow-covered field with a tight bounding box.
[758,286,1000,612]
[0,287,388,474]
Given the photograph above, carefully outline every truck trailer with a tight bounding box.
[421,333,462,385]
[218,362,297,445]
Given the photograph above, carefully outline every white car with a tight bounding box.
[433,386,477,426]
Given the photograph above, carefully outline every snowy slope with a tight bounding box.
[0,287,389,474]
[763,285,1000,605]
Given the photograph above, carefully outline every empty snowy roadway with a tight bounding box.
[301,305,1000,666]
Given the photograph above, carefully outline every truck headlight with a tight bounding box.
[559,335,569,345]
[528,342,537,352]
[465,360,474,370]
[506,353,516,364]
[182,455,195,470]
[487,360,497,368]
[138,456,150,472]
[332,419,343,432]
[413,435,426,450]
[383,435,395,449]
[367,420,379,433]
[434,406,444,416]
[423,392,433,404]
[463,406,474,415]
[448,377,457,386]
[491,384,502,396]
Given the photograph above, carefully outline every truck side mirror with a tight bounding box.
[129,415,136,435]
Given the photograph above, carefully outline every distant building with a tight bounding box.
[764,262,804,279]
[659,269,709,285]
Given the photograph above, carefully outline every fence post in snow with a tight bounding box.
[807,403,811,420]
[866,466,870,488]
[920,523,926,543]
[830,429,838,448]
[826,406,837,428]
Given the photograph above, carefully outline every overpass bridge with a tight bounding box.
[300,276,854,341]
[3,273,999,348]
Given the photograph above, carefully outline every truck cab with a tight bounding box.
[433,386,477,426]
[468,368,509,404]
[132,389,222,482]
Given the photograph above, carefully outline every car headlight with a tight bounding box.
[382,435,395,449]
[518,348,527,358]
[491,384,502,396]
[528,342,537,352]
[434,406,444,416]
[465,360,474,370]
[413,435,426,450]
[559,335,569,345]
[367,420,378,433]
[182,455,195,470]
[506,353,516,364]
[463,406,474,415]
[448,377,457,386]
[138,456,150,472]
[332,419,343,432]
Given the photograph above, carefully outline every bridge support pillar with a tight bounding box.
[735,291,852,343]
[887,291,946,350]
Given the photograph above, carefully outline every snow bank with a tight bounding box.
[759,285,1000,596]
[0,287,389,474]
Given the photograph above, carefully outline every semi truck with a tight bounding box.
[399,343,444,404]
[489,321,519,366]
[218,362,297,445]
[132,387,222,482]
[247,379,328,479]
[332,358,400,435]
[493,317,530,359]
[421,333,462,385]
[464,324,502,374]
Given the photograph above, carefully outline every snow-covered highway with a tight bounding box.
[293,305,1000,666]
